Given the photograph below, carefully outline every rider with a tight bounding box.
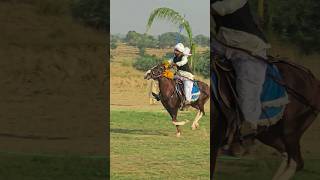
[152,43,194,106]
[211,0,271,134]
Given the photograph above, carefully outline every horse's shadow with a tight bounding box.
[110,128,169,136]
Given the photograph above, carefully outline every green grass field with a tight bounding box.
[110,110,210,179]
[0,152,108,180]
[111,110,320,180]
[215,157,320,180]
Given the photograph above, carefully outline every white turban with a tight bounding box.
[183,47,192,56]
[174,43,185,52]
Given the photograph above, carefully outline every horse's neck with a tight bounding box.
[158,78,174,95]
[158,77,171,89]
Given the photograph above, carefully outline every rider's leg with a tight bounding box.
[229,51,267,131]
[184,80,193,104]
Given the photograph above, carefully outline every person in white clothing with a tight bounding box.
[180,47,194,105]
[169,43,194,106]
[151,43,195,106]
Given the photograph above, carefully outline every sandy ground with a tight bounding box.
[0,1,107,155]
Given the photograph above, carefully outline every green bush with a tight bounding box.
[110,37,117,49]
[193,50,210,78]
[163,52,174,60]
[110,42,117,50]
[71,0,108,30]
[133,55,162,71]
[35,0,71,16]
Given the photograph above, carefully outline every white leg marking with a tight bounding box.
[172,120,189,126]
[192,111,203,130]
[176,132,181,137]
[273,156,297,180]
[272,153,288,180]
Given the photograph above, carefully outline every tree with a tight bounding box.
[249,0,320,54]
[146,7,196,69]
[71,0,108,30]
[125,31,158,51]
[125,31,141,46]
[270,0,320,53]
[110,40,117,50]
[158,32,188,48]
[193,35,209,47]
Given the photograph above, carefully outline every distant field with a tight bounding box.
[110,110,210,179]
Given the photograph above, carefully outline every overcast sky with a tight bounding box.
[110,0,209,37]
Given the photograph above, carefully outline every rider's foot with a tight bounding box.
[184,100,192,106]
[241,121,258,137]
[152,92,161,101]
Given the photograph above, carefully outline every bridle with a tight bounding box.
[150,65,165,79]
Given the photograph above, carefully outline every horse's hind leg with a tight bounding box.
[256,129,287,180]
[191,110,203,130]
[258,133,300,180]
[273,136,300,180]
[275,108,317,178]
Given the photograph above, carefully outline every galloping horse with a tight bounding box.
[144,63,210,137]
[211,55,320,180]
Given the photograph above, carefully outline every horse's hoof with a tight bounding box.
[191,123,199,130]
[176,132,181,137]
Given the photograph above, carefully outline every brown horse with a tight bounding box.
[210,55,320,180]
[144,63,210,137]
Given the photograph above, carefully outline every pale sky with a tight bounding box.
[110,0,210,36]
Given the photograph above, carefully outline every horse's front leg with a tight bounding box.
[192,110,203,130]
[167,99,186,137]
[175,124,181,137]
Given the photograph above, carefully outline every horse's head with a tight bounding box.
[144,64,166,80]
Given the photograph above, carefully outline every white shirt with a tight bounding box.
[211,0,270,58]
[168,56,188,67]
[211,0,247,16]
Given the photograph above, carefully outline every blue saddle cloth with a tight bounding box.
[259,64,289,123]
[191,81,200,101]
[211,63,289,124]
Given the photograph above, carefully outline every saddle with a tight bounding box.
[175,79,185,104]
[211,58,237,110]
[175,79,200,109]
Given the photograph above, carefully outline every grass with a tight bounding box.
[110,110,210,179]
[215,157,320,180]
[110,110,320,180]
[0,152,108,180]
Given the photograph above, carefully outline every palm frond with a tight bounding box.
[146,7,192,44]
[146,7,196,69]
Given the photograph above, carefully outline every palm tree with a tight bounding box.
[146,7,196,69]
